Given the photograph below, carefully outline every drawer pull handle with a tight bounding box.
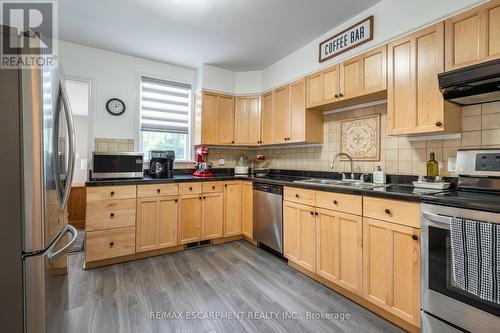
[385,209,391,215]
[212,186,215,190]
[295,194,299,198]
[110,213,115,218]
[109,242,114,248]
[157,189,161,193]
[110,191,115,196]
[333,200,338,205]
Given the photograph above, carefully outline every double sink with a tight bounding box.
[293,178,390,190]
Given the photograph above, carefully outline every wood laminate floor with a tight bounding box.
[61,241,403,333]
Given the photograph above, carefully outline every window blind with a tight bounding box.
[140,76,191,134]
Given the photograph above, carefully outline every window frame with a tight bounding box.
[136,73,193,163]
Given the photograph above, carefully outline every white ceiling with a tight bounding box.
[59,0,380,71]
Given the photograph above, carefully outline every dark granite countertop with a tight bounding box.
[85,169,448,202]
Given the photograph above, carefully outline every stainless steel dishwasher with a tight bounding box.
[253,182,283,254]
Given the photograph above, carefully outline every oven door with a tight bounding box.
[421,203,500,333]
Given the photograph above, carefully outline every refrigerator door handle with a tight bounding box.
[47,224,78,264]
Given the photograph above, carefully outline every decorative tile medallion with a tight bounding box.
[340,114,380,161]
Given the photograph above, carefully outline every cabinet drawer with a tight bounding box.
[85,227,135,262]
[86,185,136,201]
[363,197,420,228]
[202,181,225,193]
[315,191,362,215]
[179,182,202,195]
[137,184,178,198]
[86,199,136,231]
[284,187,316,206]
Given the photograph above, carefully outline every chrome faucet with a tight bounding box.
[330,152,355,180]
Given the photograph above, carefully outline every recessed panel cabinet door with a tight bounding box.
[234,97,249,145]
[305,72,323,108]
[363,218,420,327]
[289,78,306,143]
[136,198,157,252]
[202,193,223,240]
[248,97,261,146]
[217,95,235,145]
[261,92,274,145]
[322,64,340,104]
[178,194,202,244]
[157,197,178,248]
[241,182,253,239]
[283,201,300,262]
[273,85,289,144]
[201,92,219,144]
[223,182,242,237]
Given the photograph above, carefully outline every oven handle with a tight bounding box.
[422,211,453,226]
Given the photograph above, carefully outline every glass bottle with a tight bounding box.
[426,152,439,178]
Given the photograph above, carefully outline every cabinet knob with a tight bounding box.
[212,186,215,190]
[224,184,227,187]
[109,242,114,248]
[334,94,339,98]
[110,213,115,218]
[203,196,206,200]
[333,200,338,205]
[157,189,161,193]
[231,140,234,144]
[199,197,202,200]
[175,199,178,203]
[385,208,391,215]
[295,194,299,198]
[315,212,319,216]
[412,235,418,241]
[339,93,344,97]
[189,187,193,191]
[435,121,442,127]
[310,211,314,215]
[110,191,115,196]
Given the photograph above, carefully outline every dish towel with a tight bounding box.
[450,217,500,304]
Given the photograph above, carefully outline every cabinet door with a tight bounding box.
[136,198,158,252]
[217,95,235,145]
[178,194,202,244]
[223,182,242,237]
[340,57,363,100]
[247,96,261,146]
[201,92,219,144]
[283,201,300,262]
[322,64,341,104]
[273,85,289,144]
[234,97,249,145]
[306,72,323,108]
[261,92,274,145]
[289,78,306,142]
[157,197,178,248]
[362,45,387,95]
[363,218,420,327]
[202,193,223,240]
[241,181,253,239]
[316,209,363,295]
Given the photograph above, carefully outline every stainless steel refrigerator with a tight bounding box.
[0,26,78,333]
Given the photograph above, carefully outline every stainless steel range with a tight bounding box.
[421,149,500,332]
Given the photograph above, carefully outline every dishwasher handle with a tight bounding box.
[253,182,282,195]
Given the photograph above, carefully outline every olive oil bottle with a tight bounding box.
[427,152,439,178]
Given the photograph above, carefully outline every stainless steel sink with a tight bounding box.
[293,178,390,190]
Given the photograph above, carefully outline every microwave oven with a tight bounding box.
[92,152,144,179]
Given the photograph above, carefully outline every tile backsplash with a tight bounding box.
[94,138,135,153]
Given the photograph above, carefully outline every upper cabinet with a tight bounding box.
[261,91,274,145]
[273,85,290,144]
[306,45,387,110]
[199,91,235,145]
[388,23,461,136]
[234,96,261,146]
[445,0,500,71]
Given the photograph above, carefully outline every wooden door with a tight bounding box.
[223,182,242,237]
[261,91,274,145]
[362,45,387,95]
[201,193,223,240]
[283,201,316,272]
[234,97,249,145]
[136,198,158,252]
[247,96,261,146]
[340,57,363,100]
[322,64,341,104]
[178,194,202,244]
[201,92,219,144]
[217,95,235,145]
[242,181,253,239]
[289,78,306,142]
[363,218,420,327]
[273,85,289,144]
[488,2,500,60]
[157,197,178,248]
[305,72,323,108]
[316,209,363,295]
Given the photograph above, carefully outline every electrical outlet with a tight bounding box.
[448,157,457,173]
[218,158,225,166]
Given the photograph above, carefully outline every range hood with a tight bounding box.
[438,58,500,105]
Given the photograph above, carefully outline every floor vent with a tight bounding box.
[199,240,211,246]
[185,240,212,249]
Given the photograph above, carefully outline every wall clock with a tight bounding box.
[106,98,126,116]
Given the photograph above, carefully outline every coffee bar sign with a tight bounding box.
[319,16,374,63]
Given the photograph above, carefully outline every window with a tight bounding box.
[140,76,191,161]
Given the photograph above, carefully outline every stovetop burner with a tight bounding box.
[423,189,500,213]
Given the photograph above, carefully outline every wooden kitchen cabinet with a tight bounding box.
[200,91,235,145]
[388,22,461,135]
[283,201,316,272]
[445,0,500,71]
[201,192,224,240]
[316,208,363,295]
[242,181,253,239]
[223,181,242,237]
[136,196,178,253]
[260,91,274,145]
[306,64,341,108]
[363,217,420,327]
[234,96,261,146]
[273,84,289,144]
[178,194,202,244]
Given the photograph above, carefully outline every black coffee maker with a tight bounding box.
[149,150,175,178]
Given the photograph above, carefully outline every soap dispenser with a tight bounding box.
[373,165,386,184]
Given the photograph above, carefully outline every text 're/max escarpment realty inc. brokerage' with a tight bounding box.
[319,16,373,63]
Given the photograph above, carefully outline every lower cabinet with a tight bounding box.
[283,201,316,272]
[242,181,253,239]
[136,196,178,252]
[86,226,136,262]
[201,192,224,240]
[316,208,363,295]
[223,181,243,237]
[363,217,420,327]
[178,194,202,244]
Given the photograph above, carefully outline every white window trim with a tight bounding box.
[135,72,194,163]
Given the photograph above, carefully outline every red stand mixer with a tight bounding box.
[193,145,213,177]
